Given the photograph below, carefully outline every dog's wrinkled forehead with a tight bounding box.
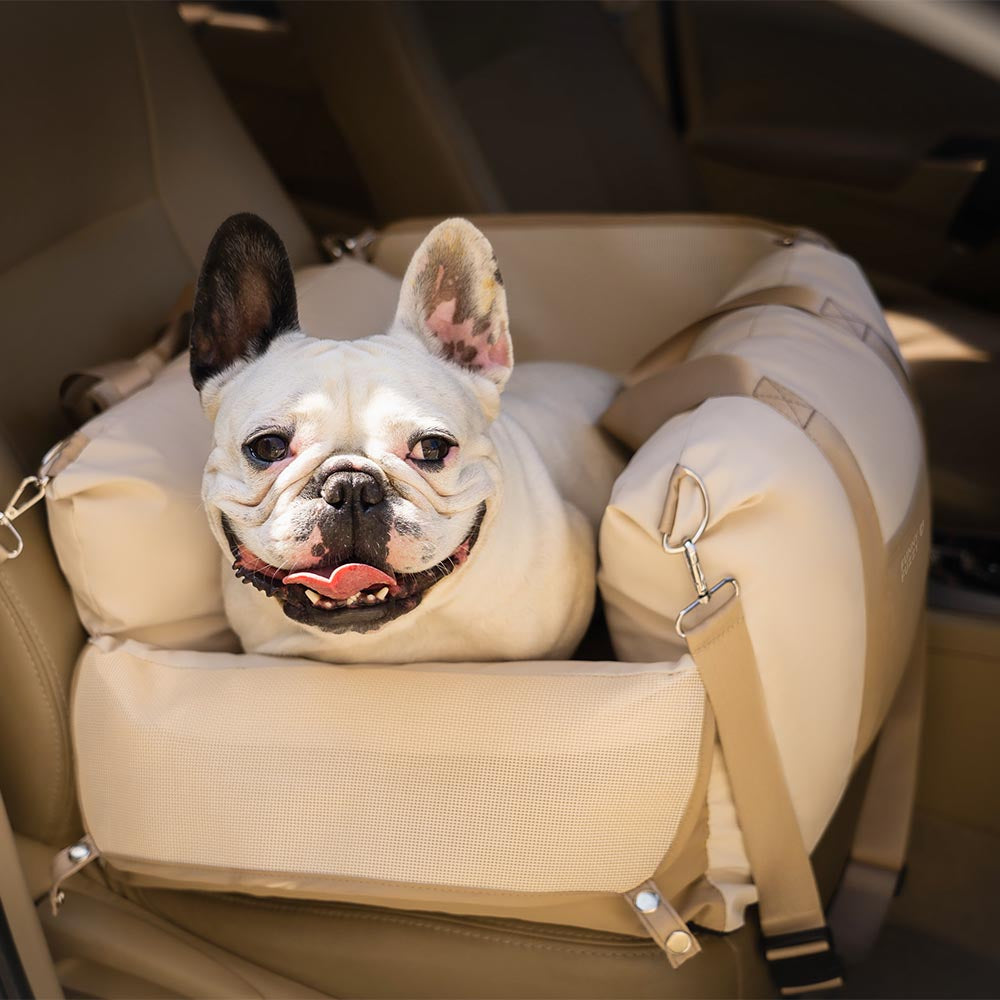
[213,333,484,451]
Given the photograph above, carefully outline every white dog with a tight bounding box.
[191,214,623,663]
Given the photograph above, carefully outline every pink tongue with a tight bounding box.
[283,563,396,600]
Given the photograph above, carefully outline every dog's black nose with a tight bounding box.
[320,470,385,512]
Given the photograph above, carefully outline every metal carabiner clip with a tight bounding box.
[662,466,740,638]
[0,438,69,562]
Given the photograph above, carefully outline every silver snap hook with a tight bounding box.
[661,467,709,554]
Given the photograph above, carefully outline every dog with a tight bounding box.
[191,214,623,663]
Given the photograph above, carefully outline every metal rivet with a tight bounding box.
[777,236,796,247]
[635,889,660,913]
[666,930,693,955]
[68,843,91,863]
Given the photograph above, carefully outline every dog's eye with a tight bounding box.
[245,434,289,465]
[410,436,453,464]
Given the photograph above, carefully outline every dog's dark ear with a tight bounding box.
[394,218,513,389]
[190,213,299,391]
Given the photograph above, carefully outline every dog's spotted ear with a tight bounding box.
[395,219,513,389]
[190,214,299,391]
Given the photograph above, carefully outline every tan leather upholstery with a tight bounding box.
[0,0,317,843]
[0,1,318,466]
[878,278,1000,536]
[0,439,82,845]
[284,1,699,221]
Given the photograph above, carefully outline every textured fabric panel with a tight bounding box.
[74,640,705,895]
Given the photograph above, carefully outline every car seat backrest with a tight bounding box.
[0,0,316,844]
[284,0,700,221]
[0,1,318,465]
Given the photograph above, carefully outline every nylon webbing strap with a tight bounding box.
[59,284,194,426]
[626,284,911,397]
[684,595,844,996]
[828,621,926,962]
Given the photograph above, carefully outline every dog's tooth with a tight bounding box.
[304,589,321,605]
[319,598,335,610]
[375,587,389,600]
[365,593,377,604]
[346,594,359,606]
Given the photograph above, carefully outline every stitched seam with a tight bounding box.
[691,615,745,655]
[68,885,267,999]
[65,495,100,634]
[1,198,165,278]
[0,581,67,837]
[125,4,193,270]
[131,647,685,682]
[1,580,75,831]
[110,858,658,897]
[151,893,664,960]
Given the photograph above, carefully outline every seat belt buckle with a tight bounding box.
[763,926,844,996]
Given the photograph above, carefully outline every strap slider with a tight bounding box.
[764,926,844,996]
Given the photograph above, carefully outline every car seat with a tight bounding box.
[0,3,924,998]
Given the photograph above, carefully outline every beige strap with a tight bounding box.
[60,283,194,425]
[604,354,758,452]
[828,618,926,962]
[627,284,910,395]
[684,594,843,994]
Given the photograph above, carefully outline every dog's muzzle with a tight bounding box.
[223,503,486,634]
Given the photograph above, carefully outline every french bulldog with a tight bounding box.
[191,214,624,663]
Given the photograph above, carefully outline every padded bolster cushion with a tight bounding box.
[599,241,927,927]
[46,261,402,650]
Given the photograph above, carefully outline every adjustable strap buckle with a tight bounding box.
[662,466,739,637]
[763,926,844,996]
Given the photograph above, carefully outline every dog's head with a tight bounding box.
[191,214,513,634]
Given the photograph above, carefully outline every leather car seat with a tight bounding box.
[0,3,901,997]
[282,0,701,220]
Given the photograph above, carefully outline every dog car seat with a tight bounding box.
[4,214,929,998]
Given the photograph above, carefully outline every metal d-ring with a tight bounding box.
[662,466,740,638]
[661,467,709,555]
[662,466,711,602]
